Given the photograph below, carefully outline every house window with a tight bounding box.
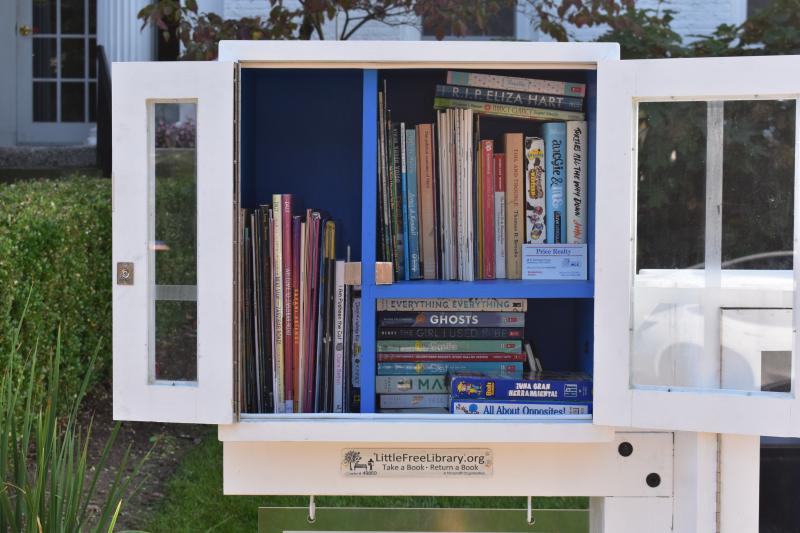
[421,1,517,39]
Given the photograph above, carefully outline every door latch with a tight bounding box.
[117,262,134,285]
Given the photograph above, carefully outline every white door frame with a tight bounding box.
[16,0,95,145]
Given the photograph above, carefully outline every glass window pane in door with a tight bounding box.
[33,38,58,78]
[89,0,96,34]
[33,0,57,34]
[88,81,96,122]
[89,38,97,78]
[152,102,198,382]
[61,82,84,122]
[33,81,57,122]
[61,38,85,78]
[61,0,85,34]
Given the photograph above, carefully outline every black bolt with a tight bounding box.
[646,473,661,488]
[618,441,633,457]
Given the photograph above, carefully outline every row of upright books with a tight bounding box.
[240,194,361,414]
[378,71,588,282]
[375,298,592,418]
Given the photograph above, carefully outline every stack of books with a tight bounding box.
[375,298,527,413]
[240,194,361,415]
[378,71,588,281]
[449,372,593,419]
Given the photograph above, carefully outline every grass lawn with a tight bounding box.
[144,432,588,532]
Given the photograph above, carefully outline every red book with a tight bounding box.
[282,194,294,411]
[481,140,495,279]
[377,353,527,362]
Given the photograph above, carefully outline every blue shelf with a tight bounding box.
[372,279,594,299]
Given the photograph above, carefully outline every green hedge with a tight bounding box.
[0,176,111,405]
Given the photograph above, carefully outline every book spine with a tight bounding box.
[451,400,592,418]
[378,311,525,328]
[566,121,588,245]
[377,326,525,340]
[297,220,307,414]
[350,294,361,412]
[494,154,506,279]
[375,375,447,394]
[377,353,527,362]
[436,84,584,112]
[271,195,285,413]
[450,377,593,402]
[391,125,406,280]
[433,97,584,122]
[543,123,567,244]
[379,394,449,409]
[418,124,436,280]
[524,137,546,244]
[446,71,586,98]
[282,194,294,413]
[405,128,421,279]
[376,339,522,354]
[481,140,495,279]
[376,298,527,312]
[304,213,320,412]
[400,122,410,280]
[333,260,346,413]
[292,216,301,412]
[504,133,524,279]
[377,361,523,377]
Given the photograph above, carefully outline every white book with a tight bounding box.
[566,121,588,244]
[524,137,546,244]
[332,260,346,413]
[271,196,285,414]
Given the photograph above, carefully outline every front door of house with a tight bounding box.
[16,0,97,144]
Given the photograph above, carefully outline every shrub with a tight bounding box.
[0,176,111,407]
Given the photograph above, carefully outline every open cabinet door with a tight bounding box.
[112,61,234,424]
[594,55,800,436]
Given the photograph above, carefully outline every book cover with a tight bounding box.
[270,196,285,413]
[436,84,584,112]
[434,97,584,122]
[400,122,410,280]
[417,124,436,280]
[376,339,522,354]
[504,133,524,279]
[405,128,421,279]
[447,71,586,98]
[377,353,527,362]
[377,327,525,340]
[524,137,546,244]
[377,361,523,377]
[333,260,346,413]
[376,298,527,312]
[375,375,447,394]
[451,400,592,418]
[379,394,450,409]
[543,122,567,244]
[481,140,495,279]
[450,373,593,402]
[378,311,525,328]
[566,120,588,245]
[494,153,506,279]
[281,194,294,413]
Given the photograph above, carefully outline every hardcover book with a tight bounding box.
[494,153,506,279]
[380,394,450,409]
[377,353,526,362]
[451,400,592,418]
[481,140,495,279]
[447,71,587,98]
[376,298,527,312]
[417,124,437,279]
[378,311,525,328]
[405,127,422,278]
[375,375,447,394]
[504,133,524,279]
[377,361,524,377]
[524,137,546,244]
[450,372,593,402]
[543,123,567,244]
[434,97,584,122]
[436,84,584,112]
[566,121,587,245]
[377,326,525,340]
[376,339,522,354]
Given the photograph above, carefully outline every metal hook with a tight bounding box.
[526,496,535,526]
[308,495,316,524]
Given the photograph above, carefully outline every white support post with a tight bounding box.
[672,432,718,532]
[589,497,673,533]
[719,434,760,533]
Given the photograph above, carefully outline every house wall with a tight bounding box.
[0,1,17,146]
[219,0,748,43]
[97,0,154,62]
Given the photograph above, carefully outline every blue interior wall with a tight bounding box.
[240,68,363,260]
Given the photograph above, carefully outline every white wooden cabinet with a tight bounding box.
[112,42,800,531]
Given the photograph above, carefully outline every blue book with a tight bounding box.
[405,128,422,279]
[450,372,592,402]
[543,122,566,243]
[451,399,592,418]
[400,123,410,280]
[377,361,523,377]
